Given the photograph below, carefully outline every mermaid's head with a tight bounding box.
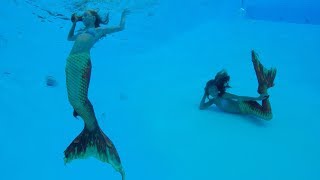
[205,69,231,98]
[82,10,109,28]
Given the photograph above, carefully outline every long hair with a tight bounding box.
[205,70,231,97]
[87,10,109,28]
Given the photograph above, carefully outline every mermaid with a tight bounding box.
[64,9,129,180]
[199,50,277,120]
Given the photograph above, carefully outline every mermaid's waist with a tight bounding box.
[67,52,90,62]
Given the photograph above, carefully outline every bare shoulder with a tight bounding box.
[94,27,107,39]
[95,27,105,34]
[95,27,105,31]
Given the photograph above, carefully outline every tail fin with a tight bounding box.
[64,126,125,180]
[251,50,277,94]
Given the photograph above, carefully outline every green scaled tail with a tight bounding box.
[64,126,125,179]
[251,50,277,94]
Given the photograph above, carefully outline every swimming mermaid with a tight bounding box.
[199,50,277,120]
[64,9,129,180]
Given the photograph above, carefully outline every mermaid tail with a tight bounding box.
[64,53,125,179]
[251,50,277,94]
[239,100,273,120]
[64,126,126,180]
[238,50,276,120]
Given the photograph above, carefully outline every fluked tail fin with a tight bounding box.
[64,126,125,179]
[251,50,277,94]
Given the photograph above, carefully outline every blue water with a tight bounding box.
[244,0,320,25]
[1,0,320,180]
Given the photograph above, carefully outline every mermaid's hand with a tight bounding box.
[71,13,77,22]
[257,93,269,100]
[71,13,82,23]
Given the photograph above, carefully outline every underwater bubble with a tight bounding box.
[45,75,57,87]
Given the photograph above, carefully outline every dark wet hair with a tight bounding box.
[205,70,231,97]
[87,10,109,28]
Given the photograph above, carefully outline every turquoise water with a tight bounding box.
[1,0,320,180]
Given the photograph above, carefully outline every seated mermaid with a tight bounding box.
[199,50,277,120]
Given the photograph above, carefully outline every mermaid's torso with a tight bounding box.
[214,97,241,114]
[70,28,99,55]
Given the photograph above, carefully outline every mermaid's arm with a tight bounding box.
[97,9,129,37]
[199,92,215,110]
[68,22,77,41]
[222,92,267,101]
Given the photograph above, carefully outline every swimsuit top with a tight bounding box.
[75,28,97,38]
[84,28,97,37]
